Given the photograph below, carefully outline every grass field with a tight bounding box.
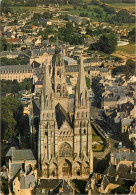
[93,144,104,151]
[115,44,135,56]
[92,128,103,142]
[107,3,135,11]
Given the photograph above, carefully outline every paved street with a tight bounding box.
[90,104,121,159]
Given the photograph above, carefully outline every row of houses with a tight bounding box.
[99,73,136,148]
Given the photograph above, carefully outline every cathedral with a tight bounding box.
[38,46,93,179]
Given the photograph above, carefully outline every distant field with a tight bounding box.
[109,3,135,11]
[10,6,37,11]
[115,44,135,56]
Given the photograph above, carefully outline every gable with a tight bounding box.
[55,103,71,129]
[59,120,73,135]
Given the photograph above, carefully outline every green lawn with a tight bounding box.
[85,77,90,89]
[92,128,103,142]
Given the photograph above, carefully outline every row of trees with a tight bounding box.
[86,27,113,36]
[8,0,83,7]
[1,57,28,66]
[104,9,135,24]
[33,11,53,20]
[1,79,33,94]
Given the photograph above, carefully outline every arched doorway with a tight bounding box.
[43,163,49,177]
[82,161,90,175]
[62,159,72,177]
[49,163,58,177]
[72,162,81,176]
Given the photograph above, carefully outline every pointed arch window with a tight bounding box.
[57,69,60,76]
[57,84,61,93]
[62,86,65,93]
[47,113,49,118]
[82,98,83,106]
[46,95,48,107]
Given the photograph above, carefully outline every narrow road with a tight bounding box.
[90,105,120,159]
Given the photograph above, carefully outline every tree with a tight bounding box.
[89,33,117,54]
[1,96,30,139]
[98,33,117,54]
[66,22,73,31]
[126,59,135,75]
[128,28,135,43]
[93,8,103,15]
[0,38,11,51]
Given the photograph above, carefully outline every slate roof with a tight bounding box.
[12,149,35,161]
[37,179,62,189]
[104,164,116,177]
[117,164,136,180]
[101,175,134,192]
[121,118,133,126]
[102,175,109,190]
[10,163,22,179]
[31,60,41,68]
[0,65,32,73]
[63,56,77,65]
[62,180,73,194]
[20,175,36,189]
[113,151,136,162]
[35,81,43,85]
[33,99,40,116]
[114,118,121,123]
[26,49,46,57]
[37,179,73,194]
[55,103,71,129]
[47,48,55,55]
[6,146,18,158]
[105,164,136,180]
[104,97,117,102]
[42,39,50,45]
[119,112,128,119]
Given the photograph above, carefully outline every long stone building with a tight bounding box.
[38,46,93,179]
[0,65,33,82]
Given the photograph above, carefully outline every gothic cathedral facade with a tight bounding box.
[38,47,93,179]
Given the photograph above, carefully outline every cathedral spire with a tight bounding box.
[41,61,53,110]
[43,61,52,96]
[77,55,87,106]
[78,55,87,94]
